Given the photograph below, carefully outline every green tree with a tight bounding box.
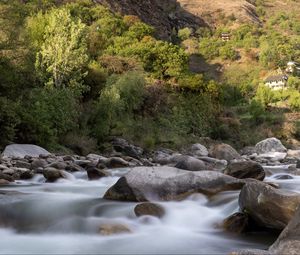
[33,8,89,90]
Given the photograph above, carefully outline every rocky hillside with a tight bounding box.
[94,0,207,39]
[177,0,261,27]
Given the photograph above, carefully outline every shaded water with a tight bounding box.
[0,166,294,254]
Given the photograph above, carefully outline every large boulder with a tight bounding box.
[104,166,245,202]
[239,181,300,230]
[209,143,241,161]
[224,161,265,181]
[174,156,206,171]
[1,144,50,159]
[255,138,287,154]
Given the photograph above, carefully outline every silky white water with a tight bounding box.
[0,167,289,254]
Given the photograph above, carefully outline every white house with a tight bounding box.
[264,74,289,90]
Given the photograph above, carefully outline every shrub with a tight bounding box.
[19,88,79,148]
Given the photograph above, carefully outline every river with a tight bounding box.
[0,167,294,254]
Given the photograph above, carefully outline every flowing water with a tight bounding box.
[0,166,296,254]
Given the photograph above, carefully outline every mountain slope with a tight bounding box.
[94,0,207,39]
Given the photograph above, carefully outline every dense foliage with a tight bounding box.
[0,0,299,152]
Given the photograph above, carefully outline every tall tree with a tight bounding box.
[34,8,89,90]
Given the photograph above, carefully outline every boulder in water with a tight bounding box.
[134,202,165,218]
[224,161,265,181]
[43,167,65,182]
[174,156,206,171]
[255,138,287,154]
[239,181,300,230]
[1,144,50,159]
[209,143,241,161]
[86,166,108,180]
[104,166,245,202]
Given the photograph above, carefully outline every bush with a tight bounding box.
[19,88,79,148]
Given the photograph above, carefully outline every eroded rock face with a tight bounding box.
[255,138,287,154]
[209,143,241,162]
[104,166,245,202]
[1,144,50,159]
[134,202,165,218]
[224,161,265,181]
[239,181,300,230]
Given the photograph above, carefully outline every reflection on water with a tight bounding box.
[0,167,290,254]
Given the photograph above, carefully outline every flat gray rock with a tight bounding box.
[1,144,50,159]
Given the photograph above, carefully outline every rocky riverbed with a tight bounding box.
[1,137,300,254]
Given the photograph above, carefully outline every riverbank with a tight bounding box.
[0,137,300,254]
